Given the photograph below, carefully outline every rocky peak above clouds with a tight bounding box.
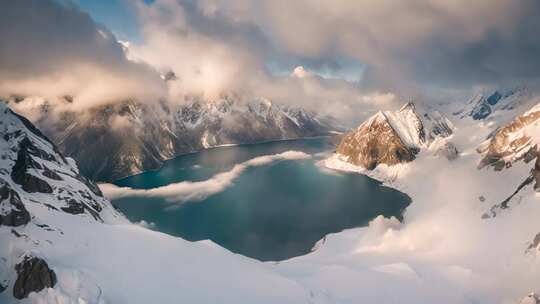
[335,102,455,169]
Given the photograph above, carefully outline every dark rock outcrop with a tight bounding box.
[60,199,85,215]
[0,180,30,227]
[42,166,62,181]
[13,256,56,299]
[526,232,540,253]
[10,138,53,193]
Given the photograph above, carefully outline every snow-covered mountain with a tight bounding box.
[335,102,455,170]
[322,93,540,303]
[475,102,540,217]
[0,102,123,300]
[8,96,340,181]
[454,87,536,121]
[478,102,540,173]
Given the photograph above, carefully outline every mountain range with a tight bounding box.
[6,96,341,181]
[1,88,540,303]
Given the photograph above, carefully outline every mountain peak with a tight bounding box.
[399,101,417,113]
[336,102,454,170]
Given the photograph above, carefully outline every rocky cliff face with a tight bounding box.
[336,111,416,169]
[9,97,340,181]
[0,101,123,300]
[478,103,540,190]
[336,102,454,169]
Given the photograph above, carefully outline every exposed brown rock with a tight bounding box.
[478,106,540,170]
[336,112,417,169]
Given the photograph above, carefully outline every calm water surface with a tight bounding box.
[112,138,411,261]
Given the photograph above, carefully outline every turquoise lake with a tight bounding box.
[112,138,411,261]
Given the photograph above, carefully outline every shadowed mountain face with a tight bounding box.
[12,97,340,181]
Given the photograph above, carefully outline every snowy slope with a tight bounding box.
[383,103,426,149]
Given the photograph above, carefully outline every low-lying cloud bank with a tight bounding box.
[100,151,311,204]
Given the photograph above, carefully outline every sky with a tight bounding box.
[76,0,154,42]
[1,0,540,120]
[75,0,365,81]
[76,0,141,41]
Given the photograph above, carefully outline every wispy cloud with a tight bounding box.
[99,151,311,205]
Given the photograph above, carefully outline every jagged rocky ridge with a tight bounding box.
[336,102,454,169]
[0,101,123,300]
[478,102,540,173]
[477,102,540,218]
[9,96,340,181]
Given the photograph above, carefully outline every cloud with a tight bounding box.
[0,0,166,110]
[122,0,400,123]
[4,0,540,122]
[135,220,157,229]
[99,150,311,205]
[195,0,540,92]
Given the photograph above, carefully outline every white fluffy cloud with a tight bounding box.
[100,150,311,205]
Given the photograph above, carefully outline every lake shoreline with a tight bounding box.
[108,134,342,183]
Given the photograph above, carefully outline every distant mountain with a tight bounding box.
[454,87,535,121]
[8,97,341,181]
[335,102,454,169]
